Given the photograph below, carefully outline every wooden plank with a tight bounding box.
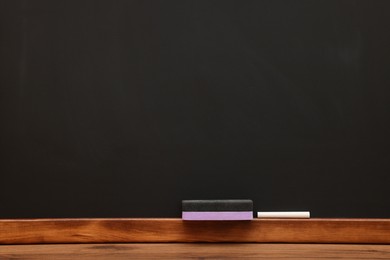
[1,218,390,244]
[2,243,390,259]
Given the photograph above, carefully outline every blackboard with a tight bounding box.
[1,0,389,218]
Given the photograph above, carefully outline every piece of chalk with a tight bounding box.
[182,211,253,221]
[182,200,253,212]
[257,211,310,218]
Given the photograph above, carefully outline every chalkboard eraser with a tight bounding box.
[182,199,253,212]
[182,211,253,221]
[182,199,253,220]
[257,211,310,218]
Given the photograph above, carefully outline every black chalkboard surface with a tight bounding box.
[1,0,389,218]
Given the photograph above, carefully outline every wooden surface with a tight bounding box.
[2,243,390,259]
[1,218,390,244]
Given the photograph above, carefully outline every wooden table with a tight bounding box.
[2,218,390,259]
[2,243,390,259]
[2,218,390,244]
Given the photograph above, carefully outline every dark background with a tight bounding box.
[1,0,389,218]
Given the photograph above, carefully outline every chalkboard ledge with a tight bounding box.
[1,218,390,244]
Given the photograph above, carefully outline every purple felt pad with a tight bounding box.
[182,211,253,221]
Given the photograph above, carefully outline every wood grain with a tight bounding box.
[2,243,390,259]
[1,218,390,244]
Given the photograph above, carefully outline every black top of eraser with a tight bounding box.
[182,199,253,212]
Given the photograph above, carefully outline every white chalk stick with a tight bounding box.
[257,211,310,218]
